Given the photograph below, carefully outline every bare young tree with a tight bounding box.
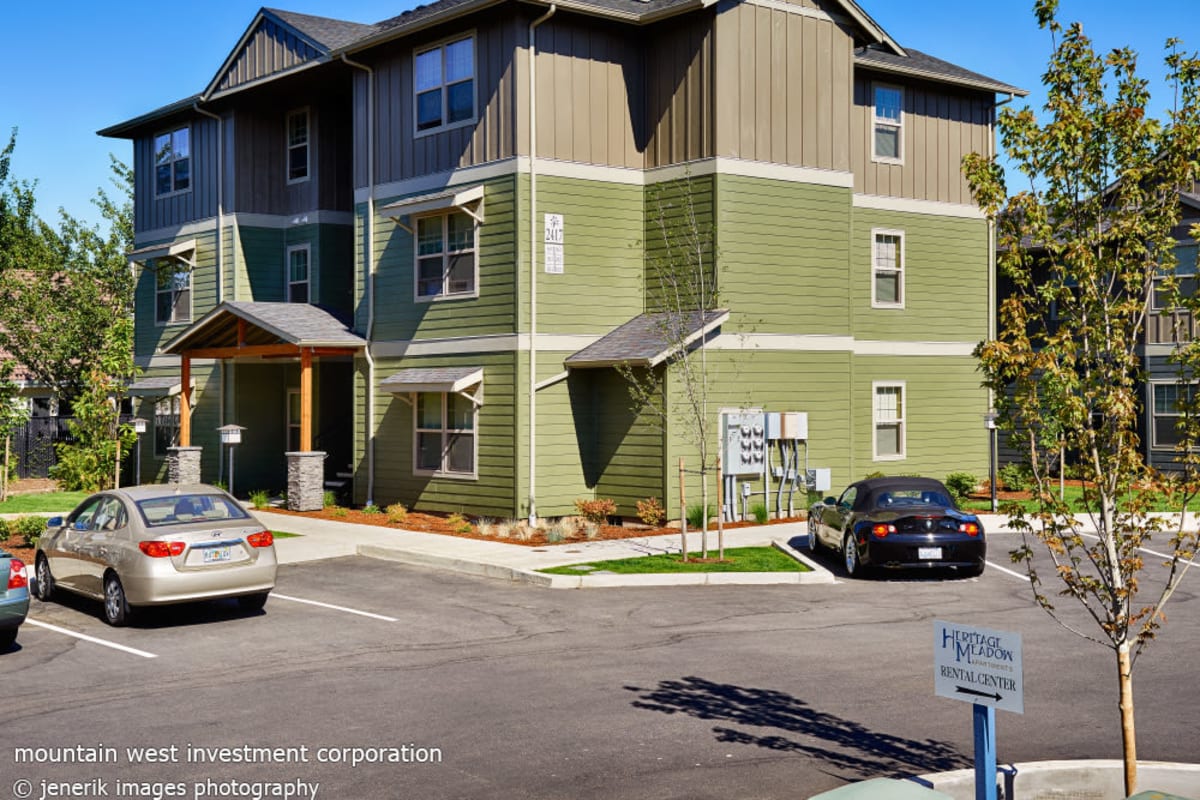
[963,2,1200,792]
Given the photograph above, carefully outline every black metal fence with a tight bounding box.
[10,416,74,479]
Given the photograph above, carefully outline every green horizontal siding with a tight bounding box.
[851,209,988,342]
[130,362,220,485]
[134,230,218,358]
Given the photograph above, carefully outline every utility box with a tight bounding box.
[807,468,831,492]
[722,411,765,476]
[766,411,808,440]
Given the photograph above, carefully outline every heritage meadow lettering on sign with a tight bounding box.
[933,620,1024,714]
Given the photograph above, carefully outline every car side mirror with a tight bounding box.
[73,521,88,531]
[46,516,63,529]
[823,497,836,506]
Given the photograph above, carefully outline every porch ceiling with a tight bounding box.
[163,301,366,356]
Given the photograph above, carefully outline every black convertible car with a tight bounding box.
[808,477,985,578]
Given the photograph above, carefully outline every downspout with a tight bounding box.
[528,3,556,525]
[987,93,1013,493]
[342,54,377,506]
[193,103,226,438]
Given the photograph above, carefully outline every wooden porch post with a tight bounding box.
[179,354,192,447]
[300,347,312,452]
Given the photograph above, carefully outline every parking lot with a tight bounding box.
[3,527,1199,799]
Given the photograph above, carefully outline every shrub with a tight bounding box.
[750,502,769,525]
[329,506,348,518]
[385,503,408,524]
[545,520,571,543]
[574,497,617,524]
[0,518,9,540]
[362,504,382,515]
[686,502,716,529]
[476,517,496,537]
[944,472,979,502]
[322,490,338,508]
[635,497,666,526]
[863,471,887,480]
[249,489,271,510]
[15,516,47,547]
[999,462,1032,493]
[447,512,473,534]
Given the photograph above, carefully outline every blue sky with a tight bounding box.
[1,0,1193,228]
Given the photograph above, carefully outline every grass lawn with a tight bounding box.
[0,491,90,514]
[538,546,809,575]
[271,531,301,539]
[960,485,1200,514]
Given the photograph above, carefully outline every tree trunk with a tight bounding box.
[1118,642,1137,796]
[1,435,9,503]
[700,469,709,559]
[678,458,688,562]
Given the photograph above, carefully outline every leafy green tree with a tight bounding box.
[963,2,1200,793]
[0,361,30,500]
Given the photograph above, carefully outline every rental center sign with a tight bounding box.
[934,620,1024,715]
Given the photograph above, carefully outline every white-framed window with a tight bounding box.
[872,229,904,308]
[155,259,192,325]
[873,382,906,460]
[154,396,180,456]
[415,210,477,300]
[414,392,477,477]
[154,126,191,196]
[414,35,476,135]
[286,109,310,183]
[1151,381,1198,449]
[1152,274,1198,311]
[287,389,301,452]
[873,84,903,163]
[287,243,310,303]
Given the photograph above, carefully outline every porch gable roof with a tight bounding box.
[163,301,366,355]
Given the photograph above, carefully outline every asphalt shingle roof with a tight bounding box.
[855,46,1026,96]
[565,309,729,368]
[264,8,379,50]
[164,302,365,354]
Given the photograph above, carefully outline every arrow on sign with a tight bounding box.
[956,686,1002,702]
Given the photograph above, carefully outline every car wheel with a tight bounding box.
[843,532,863,578]
[34,555,55,602]
[0,629,16,650]
[807,522,820,552]
[237,592,269,612]
[103,573,131,627]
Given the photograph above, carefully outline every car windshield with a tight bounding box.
[136,494,251,527]
[872,488,953,508]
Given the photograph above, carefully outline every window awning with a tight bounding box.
[380,367,483,395]
[127,239,197,267]
[380,185,484,232]
[126,376,195,397]
[565,309,730,368]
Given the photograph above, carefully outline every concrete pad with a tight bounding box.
[919,759,1200,800]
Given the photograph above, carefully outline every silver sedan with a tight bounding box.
[35,484,277,626]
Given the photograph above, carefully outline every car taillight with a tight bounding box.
[139,541,186,558]
[871,523,895,537]
[959,522,980,536]
[7,559,28,590]
[246,531,273,548]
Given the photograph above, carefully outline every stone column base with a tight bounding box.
[167,446,203,485]
[286,451,327,511]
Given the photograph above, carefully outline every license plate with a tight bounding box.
[918,547,943,560]
[202,547,231,564]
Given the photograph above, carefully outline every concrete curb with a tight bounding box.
[916,759,1200,800]
[358,536,837,588]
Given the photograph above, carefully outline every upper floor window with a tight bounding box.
[287,244,310,303]
[872,229,904,308]
[287,109,310,183]
[1152,274,1198,311]
[415,36,476,134]
[155,260,192,325]
[416,211,477,300]
[1151,382,1197,449]
[155,127,191,196]
[873,85,903,163]
[415,391,476,477]
[873,382,906,460]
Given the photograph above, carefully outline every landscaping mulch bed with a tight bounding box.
[0,538,36,566]
[263,506,806,548]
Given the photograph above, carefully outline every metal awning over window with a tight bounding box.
[126,376,195,397]
[127,239,197,268]
[565,309,730,369]
[381,367,484,407]
[380,185,484,232]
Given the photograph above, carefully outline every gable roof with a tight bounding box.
[163,301,365,354]
[565,309,729,368]
[855,47,1027,97]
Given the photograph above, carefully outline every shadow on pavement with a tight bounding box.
[626,676,971,778]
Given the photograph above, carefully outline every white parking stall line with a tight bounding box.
[270,593,399,622]
[1078,532,1198,570]
[25,619,158,659]
[986,560,1031,582]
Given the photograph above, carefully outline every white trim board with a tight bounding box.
[853,193,984,220]
[135,211,354,247]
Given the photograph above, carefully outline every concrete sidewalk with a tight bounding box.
[256,510,837,587]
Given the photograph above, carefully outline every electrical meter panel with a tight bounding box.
[722,411,766,476]
[766,412,809,440]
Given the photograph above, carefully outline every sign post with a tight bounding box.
[934,620,1023,800]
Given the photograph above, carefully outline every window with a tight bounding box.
[873,382,906,460]
[1152,382,1198,449]
[287,244,310,303]
[155,260,192,324]
[415,211,476,300]
[872,229,904,307]
[286,109,309,183]
[154,127,191,195]
[415,392,476,476]
[414,36,475,134]
[873,85,903,162]
[155,396,180,456]
[1152,275,1198,311]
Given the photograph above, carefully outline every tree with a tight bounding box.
[962,2,1200,793]
[0,360,30,501]
[617,173,725,560]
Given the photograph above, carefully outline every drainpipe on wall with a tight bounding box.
[527,3,556,526]
[342,54,378,506]
[193,103,225,437]
[987,93,1014,488]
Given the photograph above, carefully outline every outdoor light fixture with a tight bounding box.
[984,412,998,512]
[217,424,246,496]
[130,417,148,486]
